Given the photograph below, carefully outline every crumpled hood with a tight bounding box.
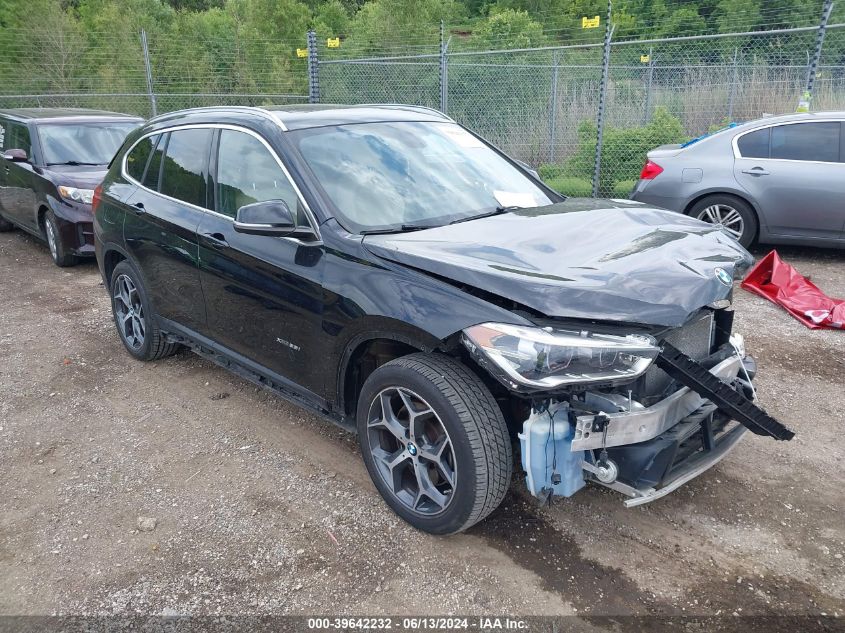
[362,199,754,327]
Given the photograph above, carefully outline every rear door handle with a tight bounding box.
[742,168,770,176]
[202,231,229,247]
[131,201,146,214]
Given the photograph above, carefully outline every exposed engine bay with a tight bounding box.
[516,309,794,507]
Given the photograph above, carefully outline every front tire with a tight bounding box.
[109,260,180,361]
[688,194,757,248]
[357,353,512,534]
[43,210,78,267]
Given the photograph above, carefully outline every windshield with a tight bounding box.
[293,121,554,233]
[38,122,140,166]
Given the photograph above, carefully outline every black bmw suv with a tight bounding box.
[0,108,142,266]
[95,105,791,534]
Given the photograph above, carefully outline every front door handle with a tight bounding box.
[131,201,146,214]
[742,167,770,176]
[202,231,229,247]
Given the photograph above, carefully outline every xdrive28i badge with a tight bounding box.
[715,267,733,286]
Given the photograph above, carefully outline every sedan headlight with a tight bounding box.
[58,186,95,205]
[462,322,659,392]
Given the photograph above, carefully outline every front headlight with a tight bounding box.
[58,186,95,205]
[462,322,659,392]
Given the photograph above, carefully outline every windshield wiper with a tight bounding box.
[448,205,517,225]
[360,223,441,235]
[46,161,104,166]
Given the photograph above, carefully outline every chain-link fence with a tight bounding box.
[0,25,309,118]
[2,2,843,198]
[317,6,845,197]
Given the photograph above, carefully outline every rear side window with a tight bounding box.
[737,127,770,158]
[215,129,299,220]
[126,134,157,182]
[159,129,211,208]
[771,122,840,162]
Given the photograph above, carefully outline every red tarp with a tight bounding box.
[741,250,845,330]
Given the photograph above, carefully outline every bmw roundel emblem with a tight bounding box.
[714,267,732,286]
[407,442,418,456]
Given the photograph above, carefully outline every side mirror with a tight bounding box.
[3,148,28,162]
[234,199,301,237]
[514,159,540,181]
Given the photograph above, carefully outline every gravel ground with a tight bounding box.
[1,230,844,627]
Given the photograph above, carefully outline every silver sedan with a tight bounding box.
[630,112,845,248]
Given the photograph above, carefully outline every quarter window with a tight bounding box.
[737,127,770,159]
[159,129,212,208]
[215,129,299,220]
[126,134,157,182]
[770,122,840,162]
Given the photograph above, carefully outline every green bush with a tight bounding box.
[542,108,687,196]
[542,176,593,198]
[612,179,637,198]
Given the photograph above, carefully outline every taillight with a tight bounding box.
[639,160,663,180]
[92,184,103,214]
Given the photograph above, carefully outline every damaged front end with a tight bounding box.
[461,308,794,507]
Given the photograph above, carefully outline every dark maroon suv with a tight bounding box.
[0,108,142,266]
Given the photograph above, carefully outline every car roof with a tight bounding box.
[731,111,845,132]
[144,104,453,131]
[0,107,144,123]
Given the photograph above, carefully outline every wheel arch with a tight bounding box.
[683,190,762,241]
[335,321,453,419]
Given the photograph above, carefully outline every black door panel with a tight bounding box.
[197,218,325,395]
[198,127,325,396]
[120,129,211,330]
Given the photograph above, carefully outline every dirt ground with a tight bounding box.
[1,229,844,628]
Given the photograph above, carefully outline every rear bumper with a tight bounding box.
[629,183,687,213]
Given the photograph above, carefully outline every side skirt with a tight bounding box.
[158,317,355,434]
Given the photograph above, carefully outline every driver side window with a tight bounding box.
[215,129,301,221]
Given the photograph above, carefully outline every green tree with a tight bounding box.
[471,8,546,49]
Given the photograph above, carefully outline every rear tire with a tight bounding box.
[0,214,13,232]
[109,260,180,361]
[43,210,78,267]
[357,353,512,534]
[688,194,757,248]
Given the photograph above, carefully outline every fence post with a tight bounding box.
[805,0,834,99]
[592,1,614,198]
[307,30,320,104]
[140,29,157,117]
[643,46,654,124]
[439,20,449,114]
[549,50,559,162]
[727,47,738,121]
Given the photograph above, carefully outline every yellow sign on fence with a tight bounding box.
[582,15,600,28]
[296,48,308,58]
[640,54,651,63]
[327,37,340,48]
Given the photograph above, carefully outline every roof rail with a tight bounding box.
[355,103,454,122]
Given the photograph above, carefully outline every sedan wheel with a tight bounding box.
[696,203,744,241]
[366,386,457,515]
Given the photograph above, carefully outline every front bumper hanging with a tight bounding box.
[569,345,794,507]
